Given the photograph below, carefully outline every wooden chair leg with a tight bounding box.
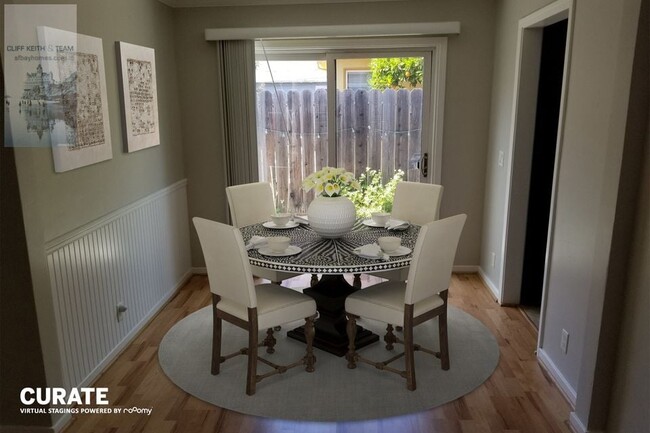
[439,311,450,370]
[439,290,450,370]
[310,274,319,287]
[304,315,316,372]
[246,309,259,396]
[384,324,397,351]
[353,274,361,289]
[263,328,276,354]
[404,305,416,391]
[346,314,358,369]
[211,294,222,375]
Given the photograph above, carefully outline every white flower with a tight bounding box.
[324,182,337,196]
[315,183,324,195]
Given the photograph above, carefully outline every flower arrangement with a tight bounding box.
[303,167,361,197]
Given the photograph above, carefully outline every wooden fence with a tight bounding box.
[256,88,423,212]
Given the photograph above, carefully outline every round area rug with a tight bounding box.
[158,305,499,421]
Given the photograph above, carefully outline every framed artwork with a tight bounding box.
[116,42,160,152]
[36,27,113,172]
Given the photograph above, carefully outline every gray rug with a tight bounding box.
[158,305,499,421]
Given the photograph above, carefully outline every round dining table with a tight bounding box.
[240,219,420,356]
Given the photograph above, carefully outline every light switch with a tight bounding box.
[498,150,505,167]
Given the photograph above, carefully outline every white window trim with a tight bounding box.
[255,36,448,184]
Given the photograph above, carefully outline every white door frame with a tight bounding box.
[499,0,574,345]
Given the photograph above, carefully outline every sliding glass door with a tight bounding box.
[255,42,443,212]
[333,55,427,185]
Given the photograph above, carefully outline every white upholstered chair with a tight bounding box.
[345,214,466,391]
[364,181,444,285]
[193,217,317,395]
[392,181,443,224]
[226,182,300,284]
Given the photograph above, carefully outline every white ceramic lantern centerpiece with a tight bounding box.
[303,167,359,239]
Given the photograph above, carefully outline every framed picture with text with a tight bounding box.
[116,41,160,152]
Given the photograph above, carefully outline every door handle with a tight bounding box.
[420,153,429,178]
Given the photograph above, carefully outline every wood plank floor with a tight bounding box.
[62,273,573,433]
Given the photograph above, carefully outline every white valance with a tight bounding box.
[205,22,460,41]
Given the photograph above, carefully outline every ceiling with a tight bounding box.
[158,0,405,7]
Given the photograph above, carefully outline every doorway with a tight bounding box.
[519,20,568,327]
[500,0,573,335]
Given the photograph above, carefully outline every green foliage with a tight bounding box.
[369,57,424,90]
[344,168,404,218]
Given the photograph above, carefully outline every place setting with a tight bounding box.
[361,211,411,231]
[353,235,412,261]
[261,212,300,229]
[246,234,302,257]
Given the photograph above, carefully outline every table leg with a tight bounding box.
[287,275,379,357]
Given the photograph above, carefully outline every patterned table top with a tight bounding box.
[241,220,420,274]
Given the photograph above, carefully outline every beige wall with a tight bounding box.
[606,116,650,433]
[175,0,497,268]
[1,0,185,427]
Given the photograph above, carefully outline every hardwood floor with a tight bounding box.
[62,273,572,433]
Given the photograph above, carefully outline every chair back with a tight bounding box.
[405,214,466,305]
[391,182,443,225]
[226,182,275,228]
[193,217,257,308]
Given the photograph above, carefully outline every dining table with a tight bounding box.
[240,219,420,356]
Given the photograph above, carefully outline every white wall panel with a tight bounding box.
[45,180,190,389]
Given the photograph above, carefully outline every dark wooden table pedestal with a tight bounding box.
[287,275,379,357]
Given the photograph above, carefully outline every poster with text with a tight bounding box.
[116,42,160,153]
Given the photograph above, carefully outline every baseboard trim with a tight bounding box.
[51,413,71,433]
[569,412,586,433]
[568,412,604,433]
[477,267,501,302]
[192,266,207,275]
[537,348,577,407]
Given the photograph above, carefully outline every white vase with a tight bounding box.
[307,196,357,239]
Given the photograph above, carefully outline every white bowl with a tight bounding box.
[371,212,390,226]
[271,213,292,227]
[266,236,291,252]
[377,236,401,253]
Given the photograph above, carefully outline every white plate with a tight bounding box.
[384,246,411,257]
[258,245,302,257]
[362,219,387,228]
[263,221,299,230]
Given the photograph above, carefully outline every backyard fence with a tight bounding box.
[256,88,424,212]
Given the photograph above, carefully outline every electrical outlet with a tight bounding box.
[490,252,496,268]
[560,329,569,354]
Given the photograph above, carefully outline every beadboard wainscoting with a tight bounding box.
[45,180,191,390]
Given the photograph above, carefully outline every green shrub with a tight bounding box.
[345,168,404,218]
[369,57,423,90]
